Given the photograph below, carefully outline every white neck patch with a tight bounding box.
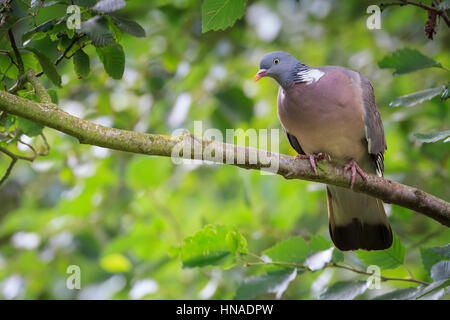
[298,68,325,85]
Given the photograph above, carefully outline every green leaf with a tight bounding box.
[0,114,16,130]
[438,0,450,10]
[308,235,332,252]
[415,279,450,300]
[235,269,298,300]
[372,287,419,300]
[23,47,61,87]
[420,244,450,275]
[201,0,247,33]
[93,0,126,12]
[431,260,450,282]
[356,233,405,269]
[73,49,90,78]
[263,236,309,265]
[378,48,442,75]
[389,86,446,107]
[110,15,146,38]
[17,117,44,137]
[96,44,125,79]
[332,248,345,262]
[180,225,247,268]
[414,130,450,143]
[319,281,368,300]
[22,18,58,43]
[80,16,115,47]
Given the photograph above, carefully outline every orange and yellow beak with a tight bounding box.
[254,69,267,81]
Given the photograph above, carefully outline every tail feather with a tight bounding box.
[327,186,392,251]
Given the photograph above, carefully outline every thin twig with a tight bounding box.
[0,157,17,186]
[7,29,24,74]
[36,35,84,78]
[330,263,430,286]
[243,257,430,286]
[380,0,450,28]
[0,145,36,161]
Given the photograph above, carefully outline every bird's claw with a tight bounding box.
[295,152,330,174]
[344,159,367,189]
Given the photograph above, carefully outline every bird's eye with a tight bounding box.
[273,58,280,64]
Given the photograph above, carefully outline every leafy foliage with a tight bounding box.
[389,86,446,107]
[356,234,405,269]
[235,269,298,299]
[0,0,448,300]
[73,49,90,78]
[414,130,450,143]
[378,48,442,75]
[319,281,367,300]
[178,225,247,268]
[23,47,62,87]
[201,0,246,33]
[96,44,125,79]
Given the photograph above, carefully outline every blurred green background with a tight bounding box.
[0,0,449,299]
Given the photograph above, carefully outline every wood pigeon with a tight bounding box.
[255,51,392,251]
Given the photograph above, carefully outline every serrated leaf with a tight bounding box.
[389,86,445,107]
[93,0,126,12]
[235,268,298,300]
[308,235,332,252]
[17,116,44,137]
[378,48,442,75]
[96,44,125,79]
[180,225,247,268]
[73,49,90,78]
[356,233,405,269]
[201,0,246,33]
[80,16,115,47]
[110,15,146,37]
[414,130,450,143]
[263,236,309,265]
[319,281,367,300]
[23,47,61,87]
[372,287,419,300]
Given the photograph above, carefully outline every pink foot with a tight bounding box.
[344,159,367,189]
[295,152,330,174]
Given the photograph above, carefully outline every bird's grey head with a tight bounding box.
[254,51,303,88]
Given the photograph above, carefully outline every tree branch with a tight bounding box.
[0,89,449,226]
[380,0,450,28]
[242,258,430,286]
